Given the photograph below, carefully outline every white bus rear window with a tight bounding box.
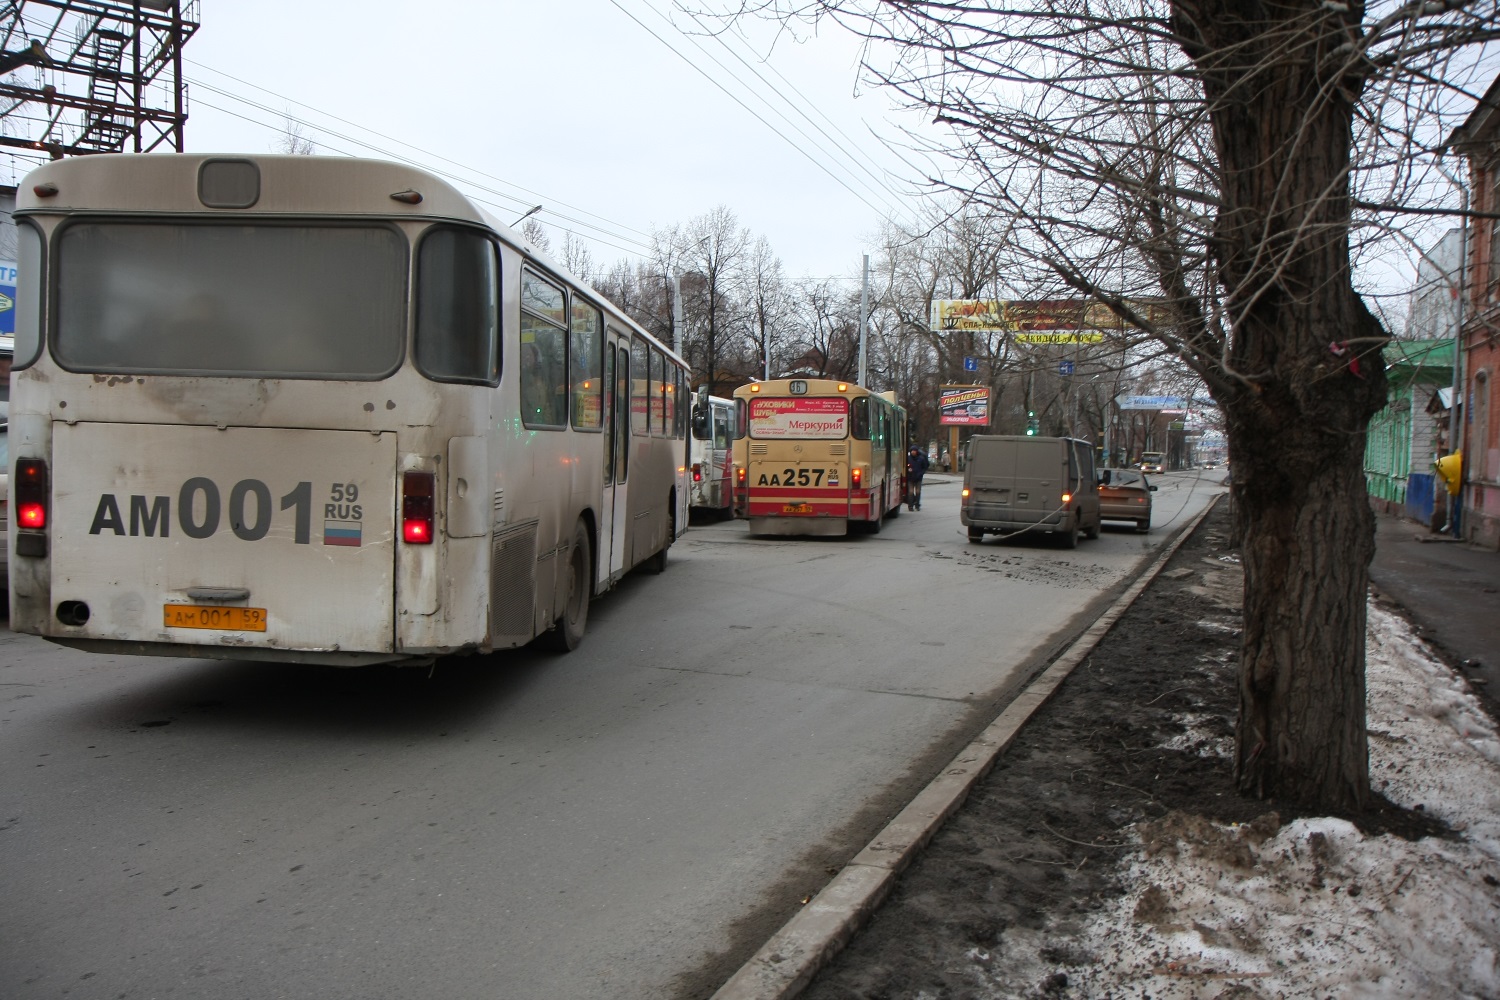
[749,397,849,439]
[53,222,406,378]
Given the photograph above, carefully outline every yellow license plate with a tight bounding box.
[783,503,814,514]
[163,604,268,632]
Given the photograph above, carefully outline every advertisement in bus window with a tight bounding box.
[749,397,848,439]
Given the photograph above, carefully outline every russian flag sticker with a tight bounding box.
[324,520,362,547]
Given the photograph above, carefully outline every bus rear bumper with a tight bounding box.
[44,636,428,667]
[746,516,848,537]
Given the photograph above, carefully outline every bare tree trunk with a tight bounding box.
[1179,0,1391,811]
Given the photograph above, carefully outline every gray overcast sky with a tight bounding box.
[181,0,934,282]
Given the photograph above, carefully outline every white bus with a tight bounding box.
[688,390,734,517]
[7,154,689,664]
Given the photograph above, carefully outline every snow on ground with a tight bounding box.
[978,602,1500,999]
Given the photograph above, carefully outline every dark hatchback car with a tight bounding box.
[1097,467,1156,532]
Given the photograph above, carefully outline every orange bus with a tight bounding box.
[732,378,907,536]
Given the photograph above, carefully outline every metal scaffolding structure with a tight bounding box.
[0,0,198,166]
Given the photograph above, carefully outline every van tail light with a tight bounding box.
[402,471,435,544]
[692,463,703,483]
[16,459,48,530]
[1062,492,1073,504]
[962,487,970,498]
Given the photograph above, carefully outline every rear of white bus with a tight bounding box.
[7,155,504,665]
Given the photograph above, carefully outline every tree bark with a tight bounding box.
[1175,0,1390,810]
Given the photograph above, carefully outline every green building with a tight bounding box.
[1364,339,1454,525]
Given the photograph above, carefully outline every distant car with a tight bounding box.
[1098,467,1156,532]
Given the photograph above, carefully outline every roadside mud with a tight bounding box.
[797,500,1446,1000]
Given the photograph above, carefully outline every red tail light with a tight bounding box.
[736,466,746,484]
[692,463,703,483]
[402,471,435,544]
[852,468,863,488]
[16,459,48,530]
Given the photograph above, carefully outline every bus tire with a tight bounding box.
[540,521,591,652]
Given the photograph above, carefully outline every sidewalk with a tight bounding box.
[1370,506,1500,706]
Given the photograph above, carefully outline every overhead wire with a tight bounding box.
[184,58,655,250]
[185,78,657,258]
[646,0,917,224]
[604,0,914,227]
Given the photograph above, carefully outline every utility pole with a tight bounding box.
[858,254,869,386]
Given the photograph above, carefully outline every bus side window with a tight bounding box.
[649,347,665,436]
[631,337,650,436]
[851,397,870,440]
[415,227,499,385]
[675,369,687,437]
[519,270,568,428]
[734,398,747,439]
[713,406,730,450]
[570,298,603,430]
[603,345,616,483]
[691,399,710,439]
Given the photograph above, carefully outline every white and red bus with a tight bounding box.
[688,390,734,518]
[7,153,689,664]
[731,378,906,536]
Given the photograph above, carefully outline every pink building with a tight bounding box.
[1451,77,1500,549]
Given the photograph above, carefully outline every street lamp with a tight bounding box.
[511,204,543,227]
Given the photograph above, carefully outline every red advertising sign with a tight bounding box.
[939,385,990,426]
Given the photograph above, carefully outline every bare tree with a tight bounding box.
[272,115,316,156]
[741,235,794,380]
[724,0,1500,811]
[681,207,751,390]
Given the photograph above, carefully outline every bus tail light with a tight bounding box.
[851,467,863,489]
[16,459,49,531]
[736,466,746,485]
[402,471,435,544]
[692,463,703,483]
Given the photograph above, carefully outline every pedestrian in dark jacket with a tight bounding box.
[907,446,929,510]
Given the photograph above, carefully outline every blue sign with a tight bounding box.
[0,259,15,336]
[963,356,978,372]
[1117,395,1190,410]
[1058,360,1075,375]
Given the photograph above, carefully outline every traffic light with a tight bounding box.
[1025,411,1038,436]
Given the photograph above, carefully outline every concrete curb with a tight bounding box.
[711,496,1224,1000]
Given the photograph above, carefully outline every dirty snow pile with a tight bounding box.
[978,603,1500,999]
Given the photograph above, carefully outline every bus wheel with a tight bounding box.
[540,521,591,652]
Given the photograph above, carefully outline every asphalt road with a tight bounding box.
[1,473,1221,1000]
